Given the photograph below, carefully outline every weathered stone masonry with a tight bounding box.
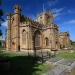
[6,5,71,52]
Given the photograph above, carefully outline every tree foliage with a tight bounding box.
[70,40,75,45]
[0,0,3,36]
[0,0,1,5]
[0,41,1,45]
[0,0,3,49]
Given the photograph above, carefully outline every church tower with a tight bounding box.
[6,13,11,50]
[11,5,21,51]
[36,12,53,25]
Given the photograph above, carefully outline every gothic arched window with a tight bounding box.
[34,30,41,47]
[35,33,40,47]
[22,29,26,45]
[45,37,49,46]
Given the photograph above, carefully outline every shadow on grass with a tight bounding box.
[0,55,43,75]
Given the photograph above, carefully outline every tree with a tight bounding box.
[0,9,4,36]
[0,0,4,47]
[0,0,3,36]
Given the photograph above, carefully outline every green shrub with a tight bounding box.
[0,40,2,48]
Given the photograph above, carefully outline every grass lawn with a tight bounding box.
[0,49,75,75]
[0,50,52,75]
[33,63,52,75]
[0,45,2,48]
[56,50,75,60]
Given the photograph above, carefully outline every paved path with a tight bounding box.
[43,59,75,75]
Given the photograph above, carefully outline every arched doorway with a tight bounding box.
[33,30,42,50]
[55,41,58,50]
[12,42,15,50]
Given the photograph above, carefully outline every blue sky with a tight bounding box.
[1,0,75,41]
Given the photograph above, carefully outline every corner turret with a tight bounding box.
[13,4,21,14]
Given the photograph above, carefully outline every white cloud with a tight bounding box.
[68,20,75,24]
[30,15,36,20]
[2,21,7,27]
[52,8,64,18]
[53,13,60,18]
[47,0,58,7]
[52,8,64,13]
[63,20,75,25]
[67,10,75,14]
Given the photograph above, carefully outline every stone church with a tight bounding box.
[6,5,71,52]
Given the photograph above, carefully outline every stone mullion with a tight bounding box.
[42,34,44,49]
[32,33,35,50]
[28,31,31,50]
[29,30,33,50]
[27,32,29,50]
[40,34,43,49]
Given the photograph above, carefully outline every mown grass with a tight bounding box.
[0,50,52,75]
[33,63,52,75]
[1,49,75,75]
[0,45,2,48]
[56,50,75,60]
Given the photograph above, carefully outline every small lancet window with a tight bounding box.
[45,37,49,46]
[22,29,26,45]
